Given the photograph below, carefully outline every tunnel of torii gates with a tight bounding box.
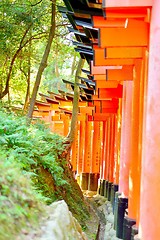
[32,0,160,239]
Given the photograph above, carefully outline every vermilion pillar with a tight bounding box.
[108,114,115,183]
[128,60,142,221]
[138,1,160,239]
[78,119,85,174]
[113,112,120,185]
[119,81,133,197]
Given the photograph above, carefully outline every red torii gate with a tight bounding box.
[35,0,160,239]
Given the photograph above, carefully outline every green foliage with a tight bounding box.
[0,150,44,239]
[0,109,90,236]
[0,109,67,190]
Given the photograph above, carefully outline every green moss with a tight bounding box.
[0,109,91,236]
[0,154,44,239]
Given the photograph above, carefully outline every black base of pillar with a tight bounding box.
[104,180,108,198]
[114,192,121,230]
[107,181,112,201]
[131,224,138,240]
[111,184,119,211]
[123,216,136,240]
[116,196,128,239]
[80,173,89,190]
[88,173,99,191]
[100,179,105,196]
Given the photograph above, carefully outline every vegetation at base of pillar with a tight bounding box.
[0,108,89,238]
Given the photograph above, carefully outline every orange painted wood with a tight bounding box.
[78,120,85,174]
[63,116,70,136]
[92,113,111,121]
[105,117,111,180]
[92,122,101,173]
[139,2,160,237]
[103,0,153,8]
[100,21,149,47]
[94,74,106,80]
[94,57,135,67]
[98,84,123,98]
[94,99,119,110]
[106,47,143,59]
[128,60,142,220]
[52,115,60,121]
[113,113,120,185]
[108,115,115,182]
[103,9,149,20]
[119,81,133,197]
[53,122,64,136]
[96,80,118,89]
[94,67,133,81]
[94,48,143,67]
[50,104,60,110]
[83,121,93,173]
[59,101,72,108]
[100,121,105,179]
[90,61,133,76]
[102,120,109,180]
[78,115,86,121]
[79,106,94,114]
[36,105,51,111]
[92,16,126,28]
[95,107,118,114]
[107,66,133,81]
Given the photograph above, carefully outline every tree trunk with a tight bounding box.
[0,26,32,100]
[27,0,56,119]
[23,37,32,113]
[67,57,85,143]
[23,58,31,112]
[70,52,77,77]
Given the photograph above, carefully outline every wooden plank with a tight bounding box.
[107,66,133,80]
[98,84,123,98]
[52,115,60,121]
[94,74,107,80]
[94,47,143,66]
[83,121,93,173]
[90,60,128,75]
[92,16,126,28]
[92,122,101,173]
[100,20,149,47]
[106,47,143,59]
[93,113,111,121]
[79,106,94,114]
[96,80,118,88]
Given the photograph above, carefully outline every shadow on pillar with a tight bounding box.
[103,180,108,197]
[111,184,119,211]
[116,196,128,239]
[88,173,99,191]
[107,181,112,201]
[100,179,106,196]
[131,224,138,240]
[80,173,89,190]
[123,216,136,240]
[114,192,121,230]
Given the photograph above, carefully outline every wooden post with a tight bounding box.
[119,81,133,197]
[128,60,142,221]
[138,1,160,238]
[78,119,85,174]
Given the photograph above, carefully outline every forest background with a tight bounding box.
[0,0,82,110]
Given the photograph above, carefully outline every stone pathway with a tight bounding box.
[91,194,121,240]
